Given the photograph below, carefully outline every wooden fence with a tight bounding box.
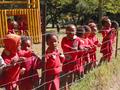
[0,0,41,46]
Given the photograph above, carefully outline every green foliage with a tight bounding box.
[43,0,120,26]
[102,0,120,14]
[76,0,98,14]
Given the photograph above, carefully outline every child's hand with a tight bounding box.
[11,57,19,66]
[19,57,26,62]
[97,43,101,47]
[71,47,78,51]
[20,68,26,75]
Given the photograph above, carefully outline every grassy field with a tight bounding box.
[70,54,120,90]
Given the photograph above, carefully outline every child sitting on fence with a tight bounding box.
[45,33,64,90]
[18,36,42,90]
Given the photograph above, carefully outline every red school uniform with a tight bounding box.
[101,27,111,38]
[82,37,92,64]
[100,28,113,61]
[110,29,116,44]
[61,35,81,73]
[1,34,21,90]
[89,34,100,66]
[8,22,14,34]
[77,38,85,73]
[1,52,20,90]
[18,20,27,35]
[45,47,62,90]
[18,50,42,90]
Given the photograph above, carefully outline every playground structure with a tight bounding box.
[0,0,41,45]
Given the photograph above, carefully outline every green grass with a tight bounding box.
[71,56,120,90]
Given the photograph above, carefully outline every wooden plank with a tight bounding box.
[0,10,3,46]
[0,1,28,5]
[31,9,35,43]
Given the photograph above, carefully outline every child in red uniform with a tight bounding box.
[7,18,15,34]
[1,34,22,90]
[111,21,119,44]
[99,17,112,65]
[61,24,81,90]
[100,16,111,38]
[88,22,101,68]
[45,33,64,90]
[17,17,28,35]
[76,26,86,78]
[82,25,94,74]
[18,36,42,90]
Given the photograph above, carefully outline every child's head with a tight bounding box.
[111,21,119,30]
[88,22,97,33]
[46,33,58,50]
[76,26,85,38]
[83,25,91,38]
[7,18,12,23]
[101,16,111,28]
[21,36,32,51]
[4,34,21,55]
[66,24,76,38]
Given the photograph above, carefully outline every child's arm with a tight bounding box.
[59,53,65,63]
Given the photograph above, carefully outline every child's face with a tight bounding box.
[105,19,111,27]
[66,26,76,38]
[47,35,58,49]
[22,40,32,51]
[90,24,97,33]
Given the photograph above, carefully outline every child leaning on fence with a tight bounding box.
[88,22,101,68]
[99,16,113,64]
[44,33,64,90]
[18,36,42,90]
[76,26,86,79]
[81,25,94,74]
[61,24,82,90]
[1,34,24,90]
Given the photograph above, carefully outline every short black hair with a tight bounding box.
[21,35,31,45]
[76,26,85,37]
[111,21,119,30]
[46,33,58,42]
[101,16,110,26]
[83,25,91,33]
